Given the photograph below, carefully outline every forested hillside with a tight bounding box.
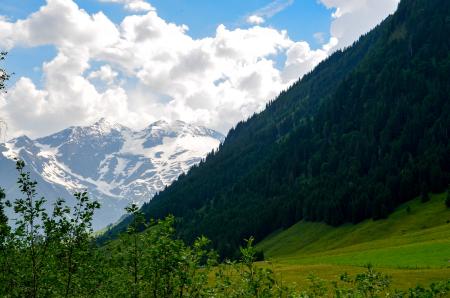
[102,0,450,257]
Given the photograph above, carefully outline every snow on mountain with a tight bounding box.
[0,119,224,230]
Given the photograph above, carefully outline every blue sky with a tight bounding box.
[1,0,331,86]
[0,0,399,138]
[144,0,331,43]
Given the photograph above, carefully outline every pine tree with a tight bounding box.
[445,186,450,208]
[420,183,430,203]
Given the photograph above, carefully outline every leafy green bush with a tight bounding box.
[332,265,391,298]
[0,160,101,297]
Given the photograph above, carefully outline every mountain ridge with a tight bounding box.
[0,119,224,229]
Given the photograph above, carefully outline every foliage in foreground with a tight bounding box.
[0,161,449,297]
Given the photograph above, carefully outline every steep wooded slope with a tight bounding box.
[102,0,450,257]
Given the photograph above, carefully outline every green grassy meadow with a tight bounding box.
[256,193,450,289]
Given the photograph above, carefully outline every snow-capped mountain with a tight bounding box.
[0,119,224,230]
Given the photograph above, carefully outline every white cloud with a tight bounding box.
[0,0,119,50]
[247,15,265,25]
[89,65,119,85]
[0,47,131,137]
[0,0,399,138]
[282,37,338,82]
[320,0,400,48]
[99,0,155,12]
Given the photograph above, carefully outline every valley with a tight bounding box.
[257,193,450,289]
[1,0,449,296]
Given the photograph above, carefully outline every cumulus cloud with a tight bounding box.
[89,65,119,86]
[246,15,265,25]
[0,0,399,138]
[282,37,338,82]
[0,0,119,50]
[99,0,155,12]
[320,0,400,48]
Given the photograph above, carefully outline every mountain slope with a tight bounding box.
[0,119,223,229]
[255,193,450,289]
[103,0,450,256]
[257,193,450,266]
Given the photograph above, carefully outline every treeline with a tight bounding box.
[1,161,449,297]
[102,0,450,257]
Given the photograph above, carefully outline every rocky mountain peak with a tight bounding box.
[0,119,224,230]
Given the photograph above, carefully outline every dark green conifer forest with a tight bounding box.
[103,0,450,258]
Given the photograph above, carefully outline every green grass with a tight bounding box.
[256,193,450,289]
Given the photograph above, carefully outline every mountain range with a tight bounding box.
[0,119,223,229]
